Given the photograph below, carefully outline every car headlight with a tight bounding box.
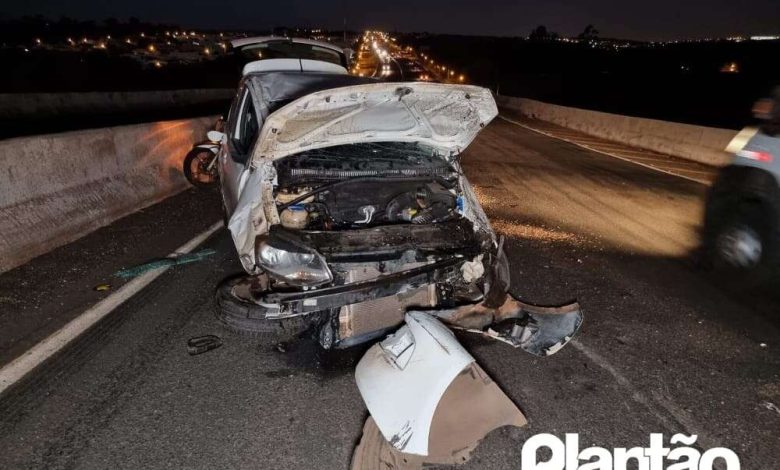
[257,238,332,286]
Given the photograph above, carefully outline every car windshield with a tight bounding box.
[237,41,344,67]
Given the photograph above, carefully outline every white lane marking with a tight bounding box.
[0,221,224,395]
[610,153,702,166]
[498,115,713,185]
[570,340,725,455]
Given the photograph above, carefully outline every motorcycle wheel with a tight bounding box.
[183,148,218,187]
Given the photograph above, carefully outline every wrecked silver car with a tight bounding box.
[212,62,580,352]
[211,59,583,467]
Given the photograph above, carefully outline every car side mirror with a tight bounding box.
[207,130,226,143]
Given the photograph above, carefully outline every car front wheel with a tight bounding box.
[214,275,324,341]
[704,199,778,282]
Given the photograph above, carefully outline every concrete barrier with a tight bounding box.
[0,89,234,120]
[0,116,215,273]
[497,95,736,167]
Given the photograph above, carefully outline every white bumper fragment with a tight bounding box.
[354,311,474,456]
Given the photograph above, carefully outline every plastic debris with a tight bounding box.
[114,249,216,279]
[187,335,223,355]
[94,284,112,291]
[762,401,780,416]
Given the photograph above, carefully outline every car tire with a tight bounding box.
[703,197,778,284]
[214,275,323,341]
[183,148,218,188]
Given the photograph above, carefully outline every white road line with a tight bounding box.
[570,340,725,458]
[0,220,224,395]
[498,115,713,185]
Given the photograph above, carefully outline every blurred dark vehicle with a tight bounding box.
[702,86,780,283]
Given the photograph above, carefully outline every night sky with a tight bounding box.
[4,0,780,41]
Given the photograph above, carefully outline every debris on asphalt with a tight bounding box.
[114,249,216,279]
[353,312,527,467]
[761,401,780,416]
[93,283,112,291]
[187,335,223,355]
[431,296,583,357]
[760,343,768,348]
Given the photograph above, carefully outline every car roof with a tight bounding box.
[230,36,345,55]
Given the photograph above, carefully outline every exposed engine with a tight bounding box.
[273,143,462,230]
[276,179,459,230]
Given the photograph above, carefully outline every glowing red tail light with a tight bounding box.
[737,150,774,163]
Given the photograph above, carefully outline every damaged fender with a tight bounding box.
[227,161,279,272]
[355,311,525,458]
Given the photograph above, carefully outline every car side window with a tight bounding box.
[229,90,260,162]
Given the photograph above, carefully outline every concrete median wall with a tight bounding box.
[497,95,736,167]
[0,117,215,273]
[0,89,234,120]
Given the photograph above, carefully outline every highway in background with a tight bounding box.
[1,114,779,468]
[352,31,466,83]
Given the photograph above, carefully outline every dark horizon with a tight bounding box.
[3,0,780,42]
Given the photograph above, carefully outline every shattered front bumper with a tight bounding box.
[223,219,494,346]
[256,256,465,318]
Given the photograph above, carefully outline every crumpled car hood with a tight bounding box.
[253,82,498,162]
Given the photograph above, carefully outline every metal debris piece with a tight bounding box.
[431,295,583,357]
[762,401,780,416]
[187,335,223,355]
[114,249,216,279]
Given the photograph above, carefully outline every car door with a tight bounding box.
[220,85,262,215]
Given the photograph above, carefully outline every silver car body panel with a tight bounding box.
[354,311,474,456]
[252,82,497,162]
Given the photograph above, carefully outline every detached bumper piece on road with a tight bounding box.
[352,307,581,468]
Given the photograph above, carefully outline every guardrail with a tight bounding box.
[497,95,736,167]
[0,116,215,273]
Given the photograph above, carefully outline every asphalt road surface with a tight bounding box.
[1,117,779,469]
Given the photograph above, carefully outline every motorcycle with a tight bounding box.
[183,119,224,188]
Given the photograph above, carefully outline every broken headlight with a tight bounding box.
[257,238,333,286]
